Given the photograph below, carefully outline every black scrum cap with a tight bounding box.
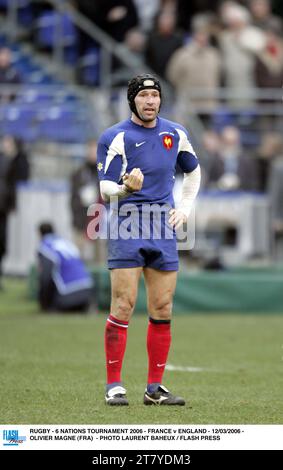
[127,74,161,119]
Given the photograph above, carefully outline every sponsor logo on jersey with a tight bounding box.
[162,135,173,150]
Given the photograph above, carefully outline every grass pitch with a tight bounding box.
[0,277,283,425]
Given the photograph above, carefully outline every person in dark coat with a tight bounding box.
[70,140,102,262]
[0,136,29,285]
[254,20,283,91]
[76,0,139,74]
[145,9,184,79]
[77,0,138,42]
[0,47,21,103]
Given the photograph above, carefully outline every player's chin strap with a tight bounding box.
[178,165,201,218]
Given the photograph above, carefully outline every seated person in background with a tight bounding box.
[0,47,21,103]
[37,222,93,312]
[205,126,259,191]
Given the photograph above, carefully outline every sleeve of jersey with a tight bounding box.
[38,243,58,264]
[97,131,125,183]
[176,128,199,173]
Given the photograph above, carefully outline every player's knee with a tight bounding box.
[150,299,172,320]
[115,295,136,321]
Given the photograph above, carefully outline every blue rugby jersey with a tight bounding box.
[38,235,93,295]
[97,117,199,208]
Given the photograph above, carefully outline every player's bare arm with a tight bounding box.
[100,168,144,202]
[169,165,201,229]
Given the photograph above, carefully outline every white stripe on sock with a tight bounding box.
[107,318,128,328]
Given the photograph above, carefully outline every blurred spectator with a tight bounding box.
[166,14,221,121]
[249,0,283,32]
[124,27,146,55]
[2,136,30,209]
[133,0,160,33]
[176,0,218,32]
[218,1,265,107]
[268,156,283,257]
[37,222,93,312]
[77,0,138,43]
[76,0,139,77]
[255,131,283,190]
[266,135,283,257]
[0,47,21,103]
[205,126,259,191]
[0,136,29,287]
[145,9,184,78]
[70,140,101,262]
[254,20,283,90]
[30,0,53,16]
[272,0,283,19]
[201,129,221,187]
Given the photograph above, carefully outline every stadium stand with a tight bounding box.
[0,0,283,312]
[0,39,95,143]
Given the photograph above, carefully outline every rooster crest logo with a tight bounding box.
[163,135,173,150]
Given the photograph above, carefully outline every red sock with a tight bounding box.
[147,317,171,385]
[105,314,129,385]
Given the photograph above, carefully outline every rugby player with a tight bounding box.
[97,74,201,406]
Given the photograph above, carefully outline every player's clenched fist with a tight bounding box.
[123,168,144,193]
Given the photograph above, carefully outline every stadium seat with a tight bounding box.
[35,11,78,62]
[17,1,33,27]
[78,47,100,86]
[0,0,33,25]
[240,130,260,148]
[0,35,93,144]
[236,109,260,148]
[0,33,6,46]
[212,107,235,132]
[38,106,90,143]
[0,104,39,141]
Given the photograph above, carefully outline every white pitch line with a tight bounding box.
[166,364,217,372]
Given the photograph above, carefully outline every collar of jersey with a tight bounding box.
[129,116,160,131]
